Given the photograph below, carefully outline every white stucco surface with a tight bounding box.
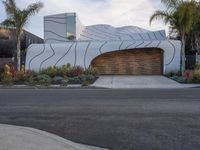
[26,13,181,74]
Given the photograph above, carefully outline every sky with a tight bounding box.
[0,0,167,38]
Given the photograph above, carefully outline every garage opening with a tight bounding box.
[91,48,164,75]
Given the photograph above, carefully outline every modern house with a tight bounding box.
[26,13,181,75]
[0,26,43,66]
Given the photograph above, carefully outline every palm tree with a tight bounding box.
[1,0,43,71]
[188,2,200,51]
[150,0,196,74]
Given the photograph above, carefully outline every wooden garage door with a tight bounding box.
[91,48,163,75]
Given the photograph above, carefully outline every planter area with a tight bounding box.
[166,62,200,84]
[0,64,98,87]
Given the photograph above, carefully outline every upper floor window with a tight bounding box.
[66,14,76,40]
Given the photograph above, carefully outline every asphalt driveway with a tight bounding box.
[0,89,200,150]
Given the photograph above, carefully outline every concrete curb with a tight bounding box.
[0,124,109,150]
[0,84,102,89]
[0,84,199,89]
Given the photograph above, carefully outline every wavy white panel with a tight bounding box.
[28,44,52,71]
[120,41,136,50]
[76,15,85,40]
[84,27,119,40]
[39,44,55,70]
[119,35,132,41]
[26,40,181,74]
[44,19,67,43]
[81,30,112,40]
[44,43,72,67]
[56,43,76,67]
[75,42,90,67]
[160,40,181,72]
[154,31,165,39]
[127,41,143,49]
[132,33,144,41]
[26,44,43,70]
[84,42,103,68]
[159,40,181,74]
[44,31,66,41]
[100,41,122,53]
[140,33,149,40]
[159,41,175,65]
[138,41,155,48]
[148,32,158,40]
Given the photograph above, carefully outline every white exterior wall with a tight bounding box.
[26,13,181,74]
[44,13,67,43]
[26,40,181,74]
[44,13,84,43]
[76,14,85,40]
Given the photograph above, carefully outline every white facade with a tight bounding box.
[26,13,181,74]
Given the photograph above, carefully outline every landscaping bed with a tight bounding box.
[0,64,98,87]
[166,62,200,84]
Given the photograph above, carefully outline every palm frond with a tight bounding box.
[149,10,172,25]
[161,0,181,10]
[24,2,43,18]
[175,1,196,33]
[2,0,17,16]
[18,2,43,28]
[1,18,15,27]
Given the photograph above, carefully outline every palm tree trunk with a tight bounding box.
[181,34,186,75]
[16,35,21,71]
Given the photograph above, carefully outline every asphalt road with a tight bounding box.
[0,88,200,150]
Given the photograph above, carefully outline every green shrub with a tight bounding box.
[166,71,181,77]
[40,66,57,78]
[0,67,4,82]
[56,64,72,77]
[25,76,36,86]
[29,71,39,77]
[82,80,91,87]
[36,74,52,86]
[69,76,81,84]
[192,69,200,83]
[61,79,69,86]
[53,76,63,84]
[170,76,187,83]
[167,71,176,77]
[85,75,96,81]
[69,66,84,77]
[195,61,200,70]
[78,74,87,82]
[176,76,187,83]
[14,71,26,82]
[2,74,13,86]
[83,67,98,76]
[67,35,76,41]
[170,75,178,81]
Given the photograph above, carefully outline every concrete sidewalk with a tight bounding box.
[0,124,108,150]
[92,75,200,89]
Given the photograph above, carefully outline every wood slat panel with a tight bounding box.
[91,48,163,75]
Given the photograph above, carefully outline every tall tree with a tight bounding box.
[1,0,43,71]
[150,0,196,74]
[188,1,200,52]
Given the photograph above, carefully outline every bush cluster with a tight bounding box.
[0,64,98,86]
[167,62,200,83]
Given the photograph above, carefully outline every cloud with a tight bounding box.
[0,0,167,38]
